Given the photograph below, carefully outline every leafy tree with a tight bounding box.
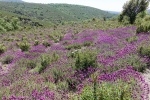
[119,0,149,24]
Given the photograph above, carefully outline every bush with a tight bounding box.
[126,36,138,43]
[74,50,98,70]
[27,60,37,69]
[79,80,133,100]
[83,41,93,46]
[48,31,63,43]
[57,81,68,91]
[18,41,30,52]
[42,41,51,47]
[138,46,150,57]
[38,53,59,73]
[65,44,82,50]
[0,44,6,55]
[34,40,40,46]
[51,67,64,83]
[122,15,130,25]
[114,54,147,72]
[136,16,150,33]
[1,55,14,64]
[38,54,51,73]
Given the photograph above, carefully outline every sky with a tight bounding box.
[23,0,130,12]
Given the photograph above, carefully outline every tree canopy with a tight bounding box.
[119,0,149,24]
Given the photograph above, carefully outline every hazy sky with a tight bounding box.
[23,0,130,12]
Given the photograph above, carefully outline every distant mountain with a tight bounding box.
[0,2,116,24]
[147,9,150,14]
[0,0,23,2]
[108,11,120,14]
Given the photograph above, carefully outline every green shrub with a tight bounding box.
[126,36,138,43]
[74,50,98,70]
[34,40,40,46]
[138,46,150,57]
[51,67,64,83]
[51,52,59,62]
[38,54,51,73]
[15,58,37,69]
[0,44,6,55]
[66,78,78,91]
[39,53,59,73]
[122,15,130,25]
[67,50,78,58]
[136,16,150,33]
[65,42,93,50]
[22,37,28,41]
[48,31,63,43]
[136,22,150,33]
[1,55,14,64]
[79,80,133,100]
[27,60,37,69]
[0,25,6,33]
[65,44,82,50]
[18,41,30,52]
[114,54,147,72]
[42,41,51,47]
[83,41,93,46]
[57,81,68,91]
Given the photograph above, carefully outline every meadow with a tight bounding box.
[0,19,150,100]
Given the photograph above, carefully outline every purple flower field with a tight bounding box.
[0,25,150,100]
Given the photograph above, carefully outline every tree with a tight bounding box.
[119,0,149,24]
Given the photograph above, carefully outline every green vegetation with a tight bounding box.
[136,15,150,33]
[30,52,59,73]
[0,0,23,2]
[79,80,133,100]
[74,50,98,70]
[34,40,40,46]
[119,0,149,24]
[1,55,14,64]
[139,45,150,58]
[0,2,116,24]
[118,0,150,33]
[0,44,6,55]
[18,41,30,52]
[0,16,22,33]
[42,41,51,47]
[0,1,150,100]
[126,36,138,43]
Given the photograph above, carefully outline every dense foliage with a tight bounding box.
[0,19,150,99]
[119,0,149,24]
[0,1,150,100]
[136,15,150,33]
[0,16,21,33]
[0,0,23,2]
[0,2,116,24]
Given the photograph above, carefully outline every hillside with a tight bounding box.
[148,9,150,14]
[108,11,120,14]
[0,19,150,99]
[0,2,116,24]
[0,0,23,2]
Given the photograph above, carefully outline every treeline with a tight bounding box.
[0,16,22,33]
[0,2,116,24]
[0,15,44,33]
[118,0,150,33]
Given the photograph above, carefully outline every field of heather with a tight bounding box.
[0,24,150,100]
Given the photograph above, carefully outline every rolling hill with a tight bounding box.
[147,9,150,14]
[0,2,116,24]
[0,0,23,2]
